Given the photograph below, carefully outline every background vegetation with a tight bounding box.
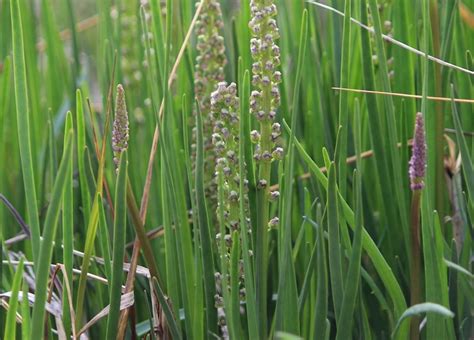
[0,0,473,339]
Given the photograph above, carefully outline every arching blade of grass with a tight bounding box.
[4,258,24,340]
[10,0,40,265]
[106,151,128,340]
[31,130,73,338]
[392,303,455,339]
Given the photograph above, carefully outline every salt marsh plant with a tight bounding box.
[0,0,473,339]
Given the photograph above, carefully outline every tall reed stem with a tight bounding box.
[409,190,422,340]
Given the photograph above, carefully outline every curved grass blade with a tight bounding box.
[392,303,455,339]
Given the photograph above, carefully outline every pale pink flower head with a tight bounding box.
[409,112,427,191]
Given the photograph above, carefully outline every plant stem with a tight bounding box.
[410,190,422,340]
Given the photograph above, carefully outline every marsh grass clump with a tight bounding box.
[2,1,474,340]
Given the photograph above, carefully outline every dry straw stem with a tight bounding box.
[333,87,474,103]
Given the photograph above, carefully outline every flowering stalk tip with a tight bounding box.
[112,84,129,169]
[409,112,426,191]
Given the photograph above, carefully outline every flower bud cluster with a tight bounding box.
[409,113,427,191]
[193,0,227,214]
[211,82,250,327]
[249,1,283,164]
[249,0,282,229]
[112,85,129,170]
[211,82,249,229]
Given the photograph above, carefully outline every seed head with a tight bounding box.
[409,113,427,191]
[112,84,129,169]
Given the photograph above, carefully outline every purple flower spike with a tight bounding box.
[112,84,129,169]
[409,112,427,191]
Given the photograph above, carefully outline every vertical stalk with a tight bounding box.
[409,190,422,340]
[429,0,445,221]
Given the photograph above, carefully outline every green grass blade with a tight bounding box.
[21,280,30,340]
[275,8,308,335]
[336,0,351,197]
[106,151,128,340]
[10,0,40,265]
[62,111,74,339]
[76,89,91,224]
[314,204,328,338]
[336,169,363,340]
[195,101,217,333]
[153,278,183,340]
[327,162,344,322]
[450,86,474,200]
[4,258,24,340]
[229,231,242,339]
[392,303,455,339]
[31,130,73,338]
[239,70,259,339]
